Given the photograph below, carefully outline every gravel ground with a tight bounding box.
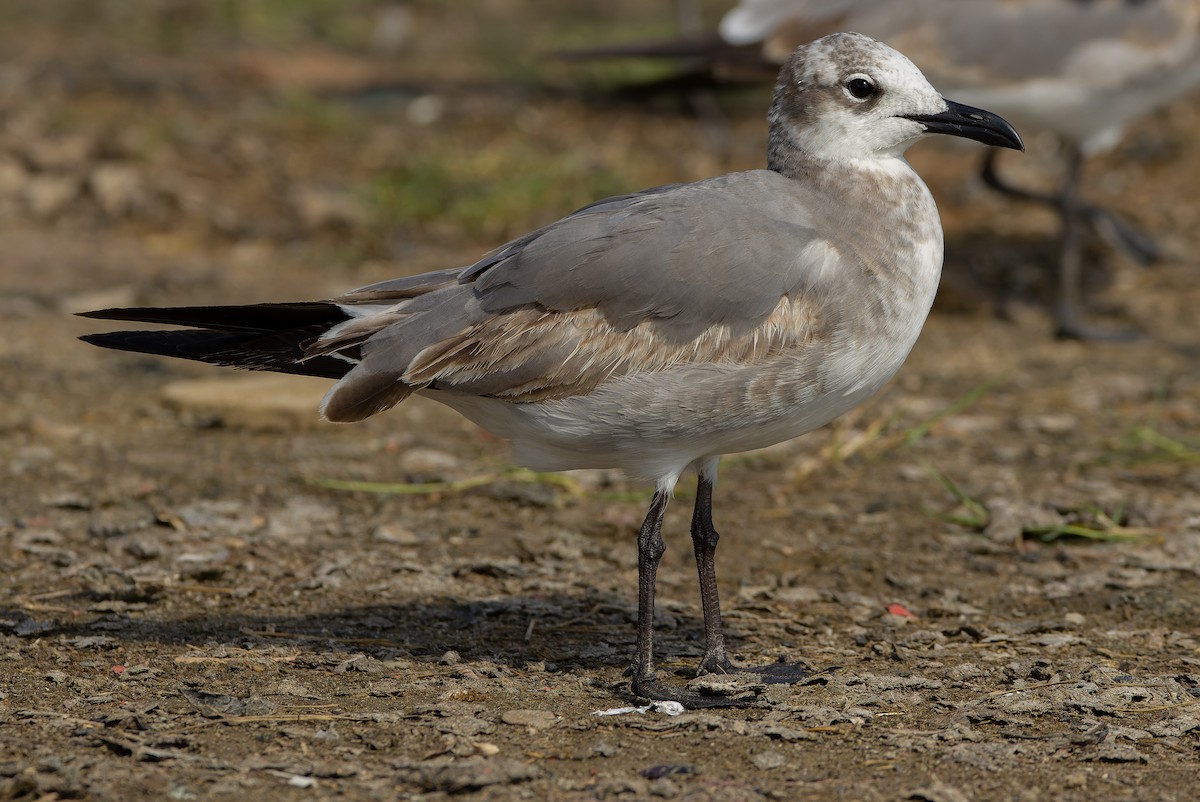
[2,3,1199,800]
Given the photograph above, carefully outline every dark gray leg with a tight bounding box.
[692,474,735,675]
[627,479,813,707]
[688,470,812,689]
[980,150,1147,341]
[629,490,670,698]
[1053,149,1088,339]
[1051,150,1141,341]
[981,150,1156,265]
[628,487,753,707]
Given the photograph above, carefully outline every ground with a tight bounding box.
[2,2,1199,800]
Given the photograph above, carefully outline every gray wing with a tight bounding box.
[462,170,820,340]
[318,170,832,420]
[889,0,1195,88]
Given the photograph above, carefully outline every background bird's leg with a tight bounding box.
[629,490,671,697]
[1053,150,1141,341]
[1083,204,1159,267]
[691,472,734,675]
[981,150,1146,340]
[980,148,1056,206]
[1054,148,1088,338]
[981,150,1156,264]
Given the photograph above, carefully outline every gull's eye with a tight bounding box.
[846,77,877,100]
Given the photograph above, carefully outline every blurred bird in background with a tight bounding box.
[570,0,1200,340]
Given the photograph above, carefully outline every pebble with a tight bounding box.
[23,135,93,170]
[396,447,463,479]
[161,375,331,430]
[500,709,558,730]
[372,522,421,544]
[89,163,144,217]
[750,749,786,770]
[1018,413,1079,435]
[0,158,29,201]
[290,184,365,229]
[400,758,541,793]
[25,175,79,218]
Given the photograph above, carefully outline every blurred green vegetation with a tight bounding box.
[0,0,760,257]
[365,143,633,244]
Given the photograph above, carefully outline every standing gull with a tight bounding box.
[80,33,1022,706]
[576,0,1200,339]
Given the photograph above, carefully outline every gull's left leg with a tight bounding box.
[691,461,812,684]
[692,464,734,675]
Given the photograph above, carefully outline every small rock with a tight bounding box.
[773,585,824,604]
[908,779,973,802]
[174,499,261,536]
[0,158,29,200]
[290,184,365,229]
[372,522,421,544]
[1147,716,1200,737]
[983,497,1063,545]
[396,447,463,479]
[267,497,339,542]
[88,163,144,217]
[435,716,494,737]
[370,4,413,55]
[761,724,818,742]
[24,175,79,218]
[400,758,540,793]
[639,765,694,780]
[406,95,444,126]
[161,375,331,430]
[500,709,558,730]
[647,778,681,798]
[1018,413,1078,435]
[24,135,93,170]
[750,749,786,770]
[1085,743,1148,764]
[593,742,619,757]
[335,654,386,674]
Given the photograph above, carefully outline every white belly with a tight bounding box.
[428,323,917,484]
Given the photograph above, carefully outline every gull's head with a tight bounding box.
[768,32,1023,168]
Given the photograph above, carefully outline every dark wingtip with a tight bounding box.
[76,307,123,320]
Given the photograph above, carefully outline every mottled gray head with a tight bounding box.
[768,32,1023,170]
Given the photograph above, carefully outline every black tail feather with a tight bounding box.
[79,302,354,380]
[77,302,345,334]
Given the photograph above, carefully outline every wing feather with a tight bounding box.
[321,170,839,417]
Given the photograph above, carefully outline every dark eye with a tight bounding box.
[847,77,876,100]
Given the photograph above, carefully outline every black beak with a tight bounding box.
[904,98,1024,151]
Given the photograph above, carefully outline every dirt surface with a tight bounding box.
[3,3,1199,800]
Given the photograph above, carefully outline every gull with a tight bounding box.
[80,33,1022,706]
[577,0,1200,339]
